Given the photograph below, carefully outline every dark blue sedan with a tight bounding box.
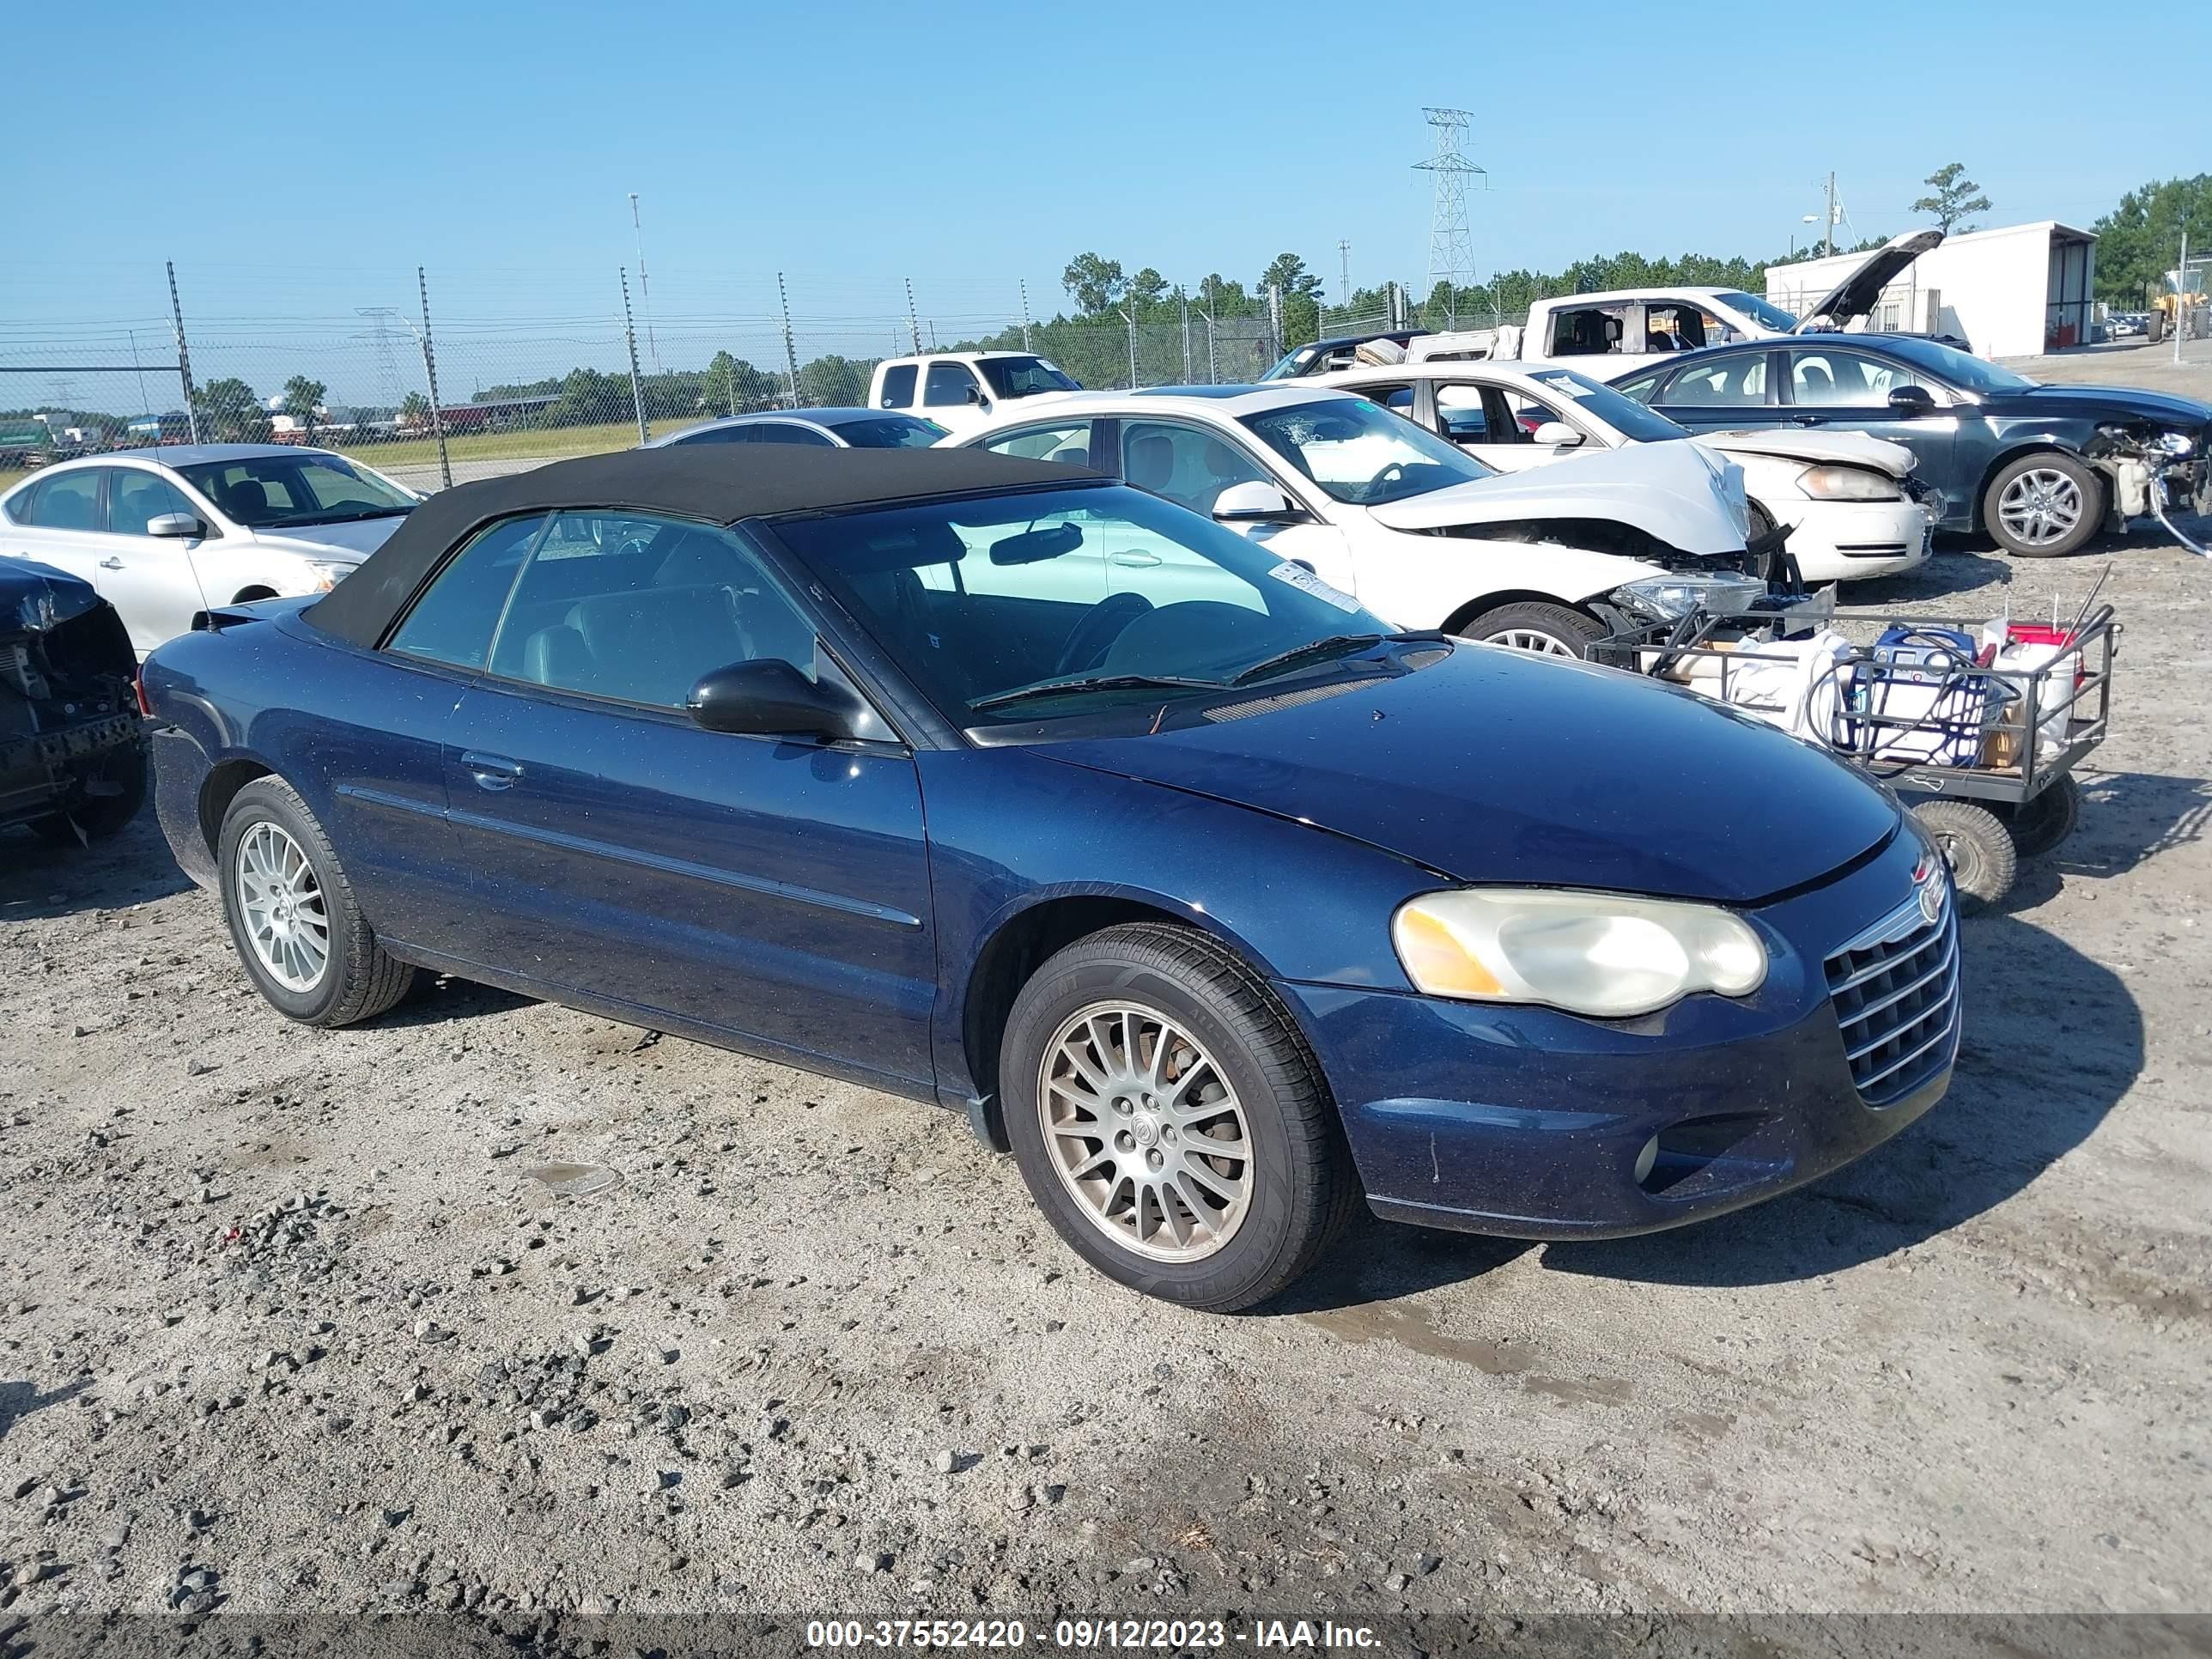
[140,447,1958,1310]
[1610,334,2211,557]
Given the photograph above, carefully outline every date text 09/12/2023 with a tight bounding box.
[805,1617,1383,1650]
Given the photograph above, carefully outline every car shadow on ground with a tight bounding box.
[374,972,536,1029]
[1265,905,2141,1313]
[0,812,193,921]
[0,1376,88,1444]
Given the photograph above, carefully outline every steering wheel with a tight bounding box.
[1054,592,1155,675]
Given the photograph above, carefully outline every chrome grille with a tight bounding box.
[1824,873,1960,1106]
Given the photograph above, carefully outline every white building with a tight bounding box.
[1765,221,2098,359]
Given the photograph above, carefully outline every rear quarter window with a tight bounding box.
[879,364,917,409]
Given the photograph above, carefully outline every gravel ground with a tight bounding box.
[1,526,2208,1638]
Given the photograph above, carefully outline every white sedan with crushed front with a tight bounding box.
[1314,361,1932,584]
[945,384,1765,657]
[0,444,421,654]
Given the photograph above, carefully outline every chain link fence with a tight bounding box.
[3,267,1340,495]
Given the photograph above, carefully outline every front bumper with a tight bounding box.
[0,710,142,831]
[1788,498,1932,583]
[1280,827,1954,1240]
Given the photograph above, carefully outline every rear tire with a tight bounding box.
[1984,453,2102,558]
[999,922,1357,1312]
[1456,601,1607,659]
[2002,773,2081,860]
[1911,799,2017,909]
[216,776,414,1026]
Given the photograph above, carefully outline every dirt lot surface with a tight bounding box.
[2,528,2209,1639]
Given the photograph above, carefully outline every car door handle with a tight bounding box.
[1790,414,1824,426]
[1108,551,1163,568]
[461,750,522,790]
[100,556,125,569]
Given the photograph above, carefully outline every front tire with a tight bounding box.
[1456,600,1607,659]
[1911,799,2017,909]
[999,923,1356,1312]
[1984,453,2102,558]
[217,776,415,1026]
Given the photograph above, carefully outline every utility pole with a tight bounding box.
[779,272,801,407]
[166,261,200,443]
[627,192,660,372]
[416,267,451,489]
[1200,276,1218,383]
[1338,239,1352,307]
[2178,228,2190,367]
[620,268,650,445]
[1019,280,1034,353]
[1823,171,1838,258]
[905,278,921,354]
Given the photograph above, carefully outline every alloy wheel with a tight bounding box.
[1037,1002,1253,1263]
[1491,628,1581,658]
[235,821,331,992]
[1996,468,2083,549]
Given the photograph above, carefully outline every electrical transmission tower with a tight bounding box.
[1413,107,1485,321]
[355,308,406,410]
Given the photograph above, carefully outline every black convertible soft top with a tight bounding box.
[307,444,1099,649]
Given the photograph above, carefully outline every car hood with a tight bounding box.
[1701,427,1917,477]
[244,515,410,562]
[2000,384,2212,428]
[1795,229,1943,331]
[2,556,104,633]
[1030,645,1898,905]
[1364,441,1749,555]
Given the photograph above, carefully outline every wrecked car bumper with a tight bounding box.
[1,560,144,834]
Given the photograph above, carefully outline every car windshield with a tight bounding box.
[1522,370,1692,443]
[1241,398,1493,505]
[1872,336,2039,394]
[1259,346,1321,381]
[179,453,416,528]
[1715,290,1802,332]
[772,483,1412,730]
[834,415,949,448]
[977,356,1080,398]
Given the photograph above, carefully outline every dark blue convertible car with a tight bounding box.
[142,447,1958,1310]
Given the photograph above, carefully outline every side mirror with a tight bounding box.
[1211,480,1302,523]
[146,512,207,539]
[964,385,988,408]
[1531,421,1585,448]
[686,656,862,743]
[1887,386,1936,417]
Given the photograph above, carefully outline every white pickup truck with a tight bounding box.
[1270,232,1942,380]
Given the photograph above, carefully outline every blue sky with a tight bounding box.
[4,0,2200,400]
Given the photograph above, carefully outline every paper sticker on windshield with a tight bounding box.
[1534,374,1595,398]
[1267,561,1360,612]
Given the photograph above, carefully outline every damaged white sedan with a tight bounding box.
[947,384,1764,658]
[1314,361,1934,585]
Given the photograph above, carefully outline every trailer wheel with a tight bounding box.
[2002,773,2081,860]
[1911,799,2016,908]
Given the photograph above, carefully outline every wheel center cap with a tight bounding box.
[1130,1113,1162,1149]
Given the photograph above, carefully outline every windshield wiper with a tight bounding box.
[969,672,1225,713]
[1230,629,1442,686]
[275,506,412,526]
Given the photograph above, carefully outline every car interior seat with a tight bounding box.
[1126,433,1178,497]
[218,477,270,520]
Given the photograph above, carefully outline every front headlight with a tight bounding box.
[1797,464,1900,501]
[1392,888,1767,1018]
[1613,573,1769,623]
[306,559,355,593]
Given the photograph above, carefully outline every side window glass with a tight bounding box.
[386,514,546,668]
[1549,307,1626,356]
[1120,421,1270,515]
[1613,370,1665,405]
[675,423,756,445]
[1434,384,1486,441]
[26,469,103,531]
[489,511,817,708]
[752,424,836,447]
[923,362,979,408]
[1668,358,1769,406]
[981,422,1092,464]
[110,471,198,536]
[1352,385,1414,417]
[1790,351,1917,405]
[879,364,917,409]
